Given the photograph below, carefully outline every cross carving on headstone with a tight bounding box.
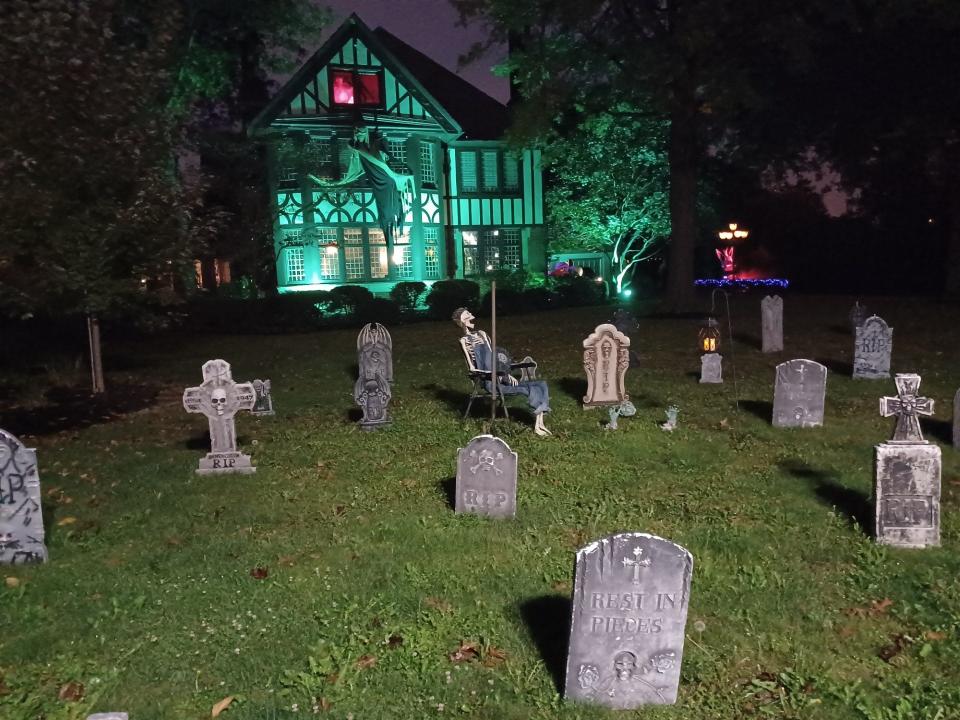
[183,359,256,454]
[621,547,651,585]
[879,373,934,443]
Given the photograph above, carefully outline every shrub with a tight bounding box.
[354,297,402,326]
[550,275,607,307]
[329,285,374,315]
[389,281,427,314]
[480,288,524,317]
[425,279,480,320]
[520,287,557,311]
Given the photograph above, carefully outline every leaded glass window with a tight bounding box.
[286,247,305,282]
[420,142,436,186]
[424,226,441,279]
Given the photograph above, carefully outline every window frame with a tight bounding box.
[328,67,385,109]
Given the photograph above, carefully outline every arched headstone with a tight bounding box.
[0,428,48,564]
[583,324,630,407]
[854,315,893,379]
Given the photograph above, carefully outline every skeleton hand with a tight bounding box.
[505,375,519,386]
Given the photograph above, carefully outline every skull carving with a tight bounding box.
[211,388,228,416]
[613,651,637,681]
[0,531,17,549]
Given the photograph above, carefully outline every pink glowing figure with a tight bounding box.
[333,75,354,105]
[716,247,735,277]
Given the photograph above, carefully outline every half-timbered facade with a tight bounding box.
[249,14,545,293]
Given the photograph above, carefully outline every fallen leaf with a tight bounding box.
[719,418,730,430]
[333,505,347,516]
[870,598,894,615]
[836,624,856,639]
[318,697,331,711]
[165,536,182,547]
[58,681,84,702]
[355,654,377,670]
[387,634,404,648]
[277,555,296,567]
[482,645,508,667]
[425,596,453,613]
[448,641,480,663]
[925,631,947,641]
[551,580,571,593]
[878,634,910,663]
[56,516,77,526]
[250,566,269,580]
[5,577,20,588]
[211,695,234,717]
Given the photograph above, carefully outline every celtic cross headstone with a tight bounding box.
[0,428,48,564]
[455,434,517,518]
[874,373,940,548]
[564,532,693,708]
[183,359,257,474]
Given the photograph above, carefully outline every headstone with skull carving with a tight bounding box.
[564,532,693,708]
[183,359,257,474]
[455,434,517,518]
[0,428,48,565]
[582,323,631,408]
[355,323,393,430]
[772,359,827,428]
[250,379,275,416]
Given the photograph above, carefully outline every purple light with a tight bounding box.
[695,278,790,289]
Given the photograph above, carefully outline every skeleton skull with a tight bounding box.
[0,531,17,549]
[613,651,637,681]
[211,388,228,416]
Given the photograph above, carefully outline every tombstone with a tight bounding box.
[761,295,783,353]
[853,315,893,379]
[583,324,630,407]
[0,429,48,565]
[183,359,257,474]
[772,359,827,428]
[953,389,960,450]
[564,533,693,708]
[455,434,518,519]
[87,714,129,720]
[250,379,275,416]
[875,373,940,548]
[849,301,868,332]
[699,353,722,384]
[355,323,393,430]
[611,309,641,368]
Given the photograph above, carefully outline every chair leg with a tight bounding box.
[499,392,509,419]
[464,392,475,420]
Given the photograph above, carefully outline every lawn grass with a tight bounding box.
[2,295,960,720]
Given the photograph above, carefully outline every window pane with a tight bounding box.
[330,70,381,107]
[286,248,305,282]
[316,228,340,280]
[368,229,387,279]
[420,142,436,185]
[306,140,333,180]
[387,139,408,173]
[459,152,477,192]
[344,228,364,279]
[482,150,499,190]
[424,226,441,279]
[503,155,519,190]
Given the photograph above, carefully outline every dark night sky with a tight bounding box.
[311,0,509,103]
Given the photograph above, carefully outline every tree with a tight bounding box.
[544,108,670,294]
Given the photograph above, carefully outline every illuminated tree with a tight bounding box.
[545,108,670,293]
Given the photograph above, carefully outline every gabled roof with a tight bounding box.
[372,28,510,141]
[249,14,511,141]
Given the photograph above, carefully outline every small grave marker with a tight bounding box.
[854,315,893,379]
[564,532,693,708]
[772,359,827,428]
[250,379,275,416]
[699,354,722,384]
[455,435,517,518]
[183,359,257,474]
[0,428,48,564]
[761,295,783,353]
[355,323,393,429]
[583,324,631,407]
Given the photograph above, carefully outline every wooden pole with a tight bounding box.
[490,281,497,424]
[87,315,105,394]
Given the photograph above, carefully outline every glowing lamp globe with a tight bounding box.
[699,317,721,354]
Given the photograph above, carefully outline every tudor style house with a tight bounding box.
[249,14,545,293]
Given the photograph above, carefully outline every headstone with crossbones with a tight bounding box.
[183,359,257,474]
[455,435,517,518]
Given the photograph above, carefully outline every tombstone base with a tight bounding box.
[854,371,890,380]
[250,410,275,417]
[0,544,48,565]
[359,418,391,431]
[874,442,940,548]
[197,451,256,475]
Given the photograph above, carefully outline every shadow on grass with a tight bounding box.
[519,595,571,694]
[438,476,455,510]
[345,408,363,423]
[558,377,587,403]
[345,363,358,380]
[922,417,952,446]
[732,332,761,350]
[185,433,210,450]
[421,383,533,424]
[779,459,871,534]
[0,383,159,437]
[829,323,851,335]
[816,358,853,376]
[739,400,772,422]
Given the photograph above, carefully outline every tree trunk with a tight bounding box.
[86,314,105,394]
[664,90,699,312]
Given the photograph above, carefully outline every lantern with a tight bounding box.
[699,317,721,354]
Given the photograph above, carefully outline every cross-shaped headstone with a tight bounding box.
[879,373,934,443]
[621,546,651,584]
[183,359,257,473]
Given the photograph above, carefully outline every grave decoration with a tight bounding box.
[761,295,784,353]
[772,359,827,428]
[182,359,257,474]
[660,405,679,432]
[695,223,789,289]
[0,428,48,565]
[606,401,636,431]
[564,532,693,708]
[86,714,129,720]
[455,434,518,518]
[875,374,939,548]
[354,323,393,430]
[854,315,893,379]
[250,379,275,416]
[583,323,633,428]
[699,354,722,384]
[698,317,722,384]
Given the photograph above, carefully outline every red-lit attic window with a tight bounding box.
[330,69,383,107]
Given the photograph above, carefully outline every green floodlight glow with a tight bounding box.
[620,288,633,298]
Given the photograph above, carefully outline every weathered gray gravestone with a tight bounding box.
[355,323,393,430]
[0,429,48,565]
[875,373,940,548]
[250,379,275,416]
[761,295,784,353]
[953,388,960,450]
[854,315,893,379]
[183,359,257,474]
[87,714,129,720]
[565,533,693,708]
[699,354,722,384]
[582,324,631,407]
[455,434,517,518]
[772,359,827,428]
